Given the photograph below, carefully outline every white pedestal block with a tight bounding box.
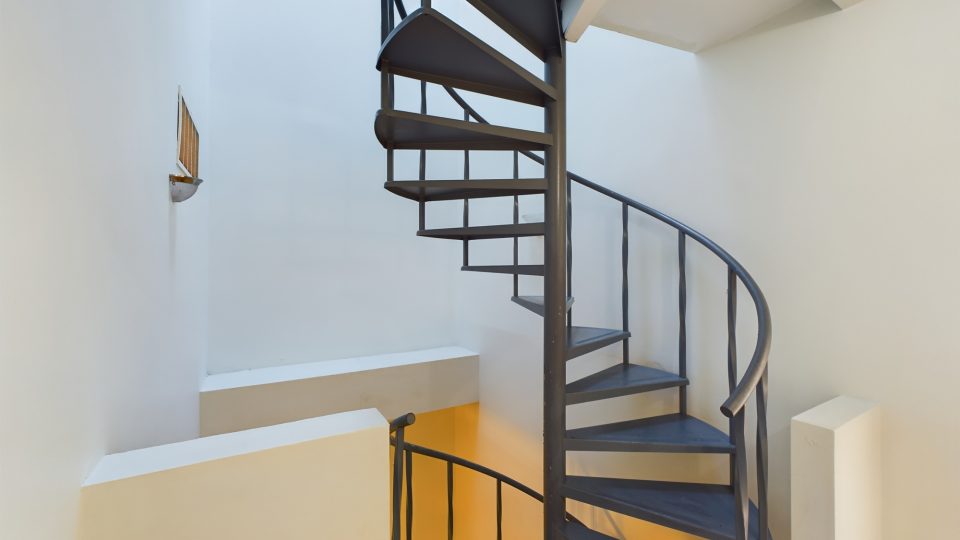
[791,396,882,540]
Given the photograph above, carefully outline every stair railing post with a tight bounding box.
[542,43,568,540]
[732,411,749,540]
[622,202,629,364]
[392,425,405,540]
[757,366,769,540]
[463,109,470,267]
[678,231,687,415]
[512,151,520,297]
[727,266,738,485]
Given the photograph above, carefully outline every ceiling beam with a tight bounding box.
[561,0,609,42]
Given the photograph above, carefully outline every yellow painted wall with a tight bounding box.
[394,404,695,539]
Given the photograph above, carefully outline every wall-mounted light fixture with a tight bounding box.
[169,175,204,203]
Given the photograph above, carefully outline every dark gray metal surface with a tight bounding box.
[566,363,688,405]
[556,521,617,540]
[378,8,556,105]
[417,222,544,240]
[464,0,562,61]
[566,413,735,454]
[567,326,630,360]
[385,178,546,201]
[511,295,572,316]
[462,264,544,276]
[562,476,768,540]
[375,109,553,150]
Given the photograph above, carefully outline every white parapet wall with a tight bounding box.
[79,409,388,540]
[200,346,479,436]
[791,396,882,540]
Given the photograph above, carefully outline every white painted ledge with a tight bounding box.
[201,346,479,436]
[80,409,388,540]
[561,0,609,42]
[791,396,882,540]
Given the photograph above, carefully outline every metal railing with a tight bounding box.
[390,413,580,540]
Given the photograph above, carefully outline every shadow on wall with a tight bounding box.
[705,0,841,52]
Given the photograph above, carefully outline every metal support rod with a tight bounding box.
[542,44,568,540]
[513,151,520,297]
[496,479,503,540]
[757,367,770,540]
[418,81,427,231]
[621,202,629,364]
[732,412,749,540]
[391,427,405,540]
[678,231,687,415]
[463,109,470,267]
[567,174,573,327]
[405,449,413,540]
[446,461,454,540]
[727,266,738,485]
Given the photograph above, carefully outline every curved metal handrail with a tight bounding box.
[389,414,583,530]
[445,85,771,418]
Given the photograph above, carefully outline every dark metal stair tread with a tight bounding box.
[418,223,544,240]
[566,413,734,454]
[378,8,555,106]
[375,109,551,151]
[568,327,630,360]
[384,179,546,202]
[464,0,562,61]
[566,363,688,405]
[462,265,544,276]
[562,477,766,540]
[511,295,573,316]
[557,521,616,540]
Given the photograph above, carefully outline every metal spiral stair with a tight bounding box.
[376,2,772,539]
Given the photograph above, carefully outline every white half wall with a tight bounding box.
[0,1,211,538]
[200,347,479,435]
[79,410,388,540]
[792,396,882,540]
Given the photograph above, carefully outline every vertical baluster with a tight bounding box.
[462,110,470,267]
[446,462,454,540]
[496,479,503,540]
[418,81,427,231]
[391,427,405,540]
[381,0,390,41]
[757,367,769,540]
[567,174,573,327]
[727,266,737,485]
[732,411,749,540]
[422,0,431,8]
[621,203,629,364]
[678,231,687,415]
[405,449,413,540]
[512,151,519,297]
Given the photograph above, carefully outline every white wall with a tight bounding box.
[454,0,960,538]
[206,0,463,373]
[0,1,211,538]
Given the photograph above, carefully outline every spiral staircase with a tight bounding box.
[375,1,772,539]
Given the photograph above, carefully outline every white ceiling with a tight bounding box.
[589,0,809,52]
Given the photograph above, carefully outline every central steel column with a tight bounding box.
[543,42,567,538]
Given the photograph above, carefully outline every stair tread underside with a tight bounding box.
[378,8,555,105]
[375,109,551,151]
[385,179,546,202]
[464,0,562,61]
[418,222,544,240]
[568,326,630,360]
